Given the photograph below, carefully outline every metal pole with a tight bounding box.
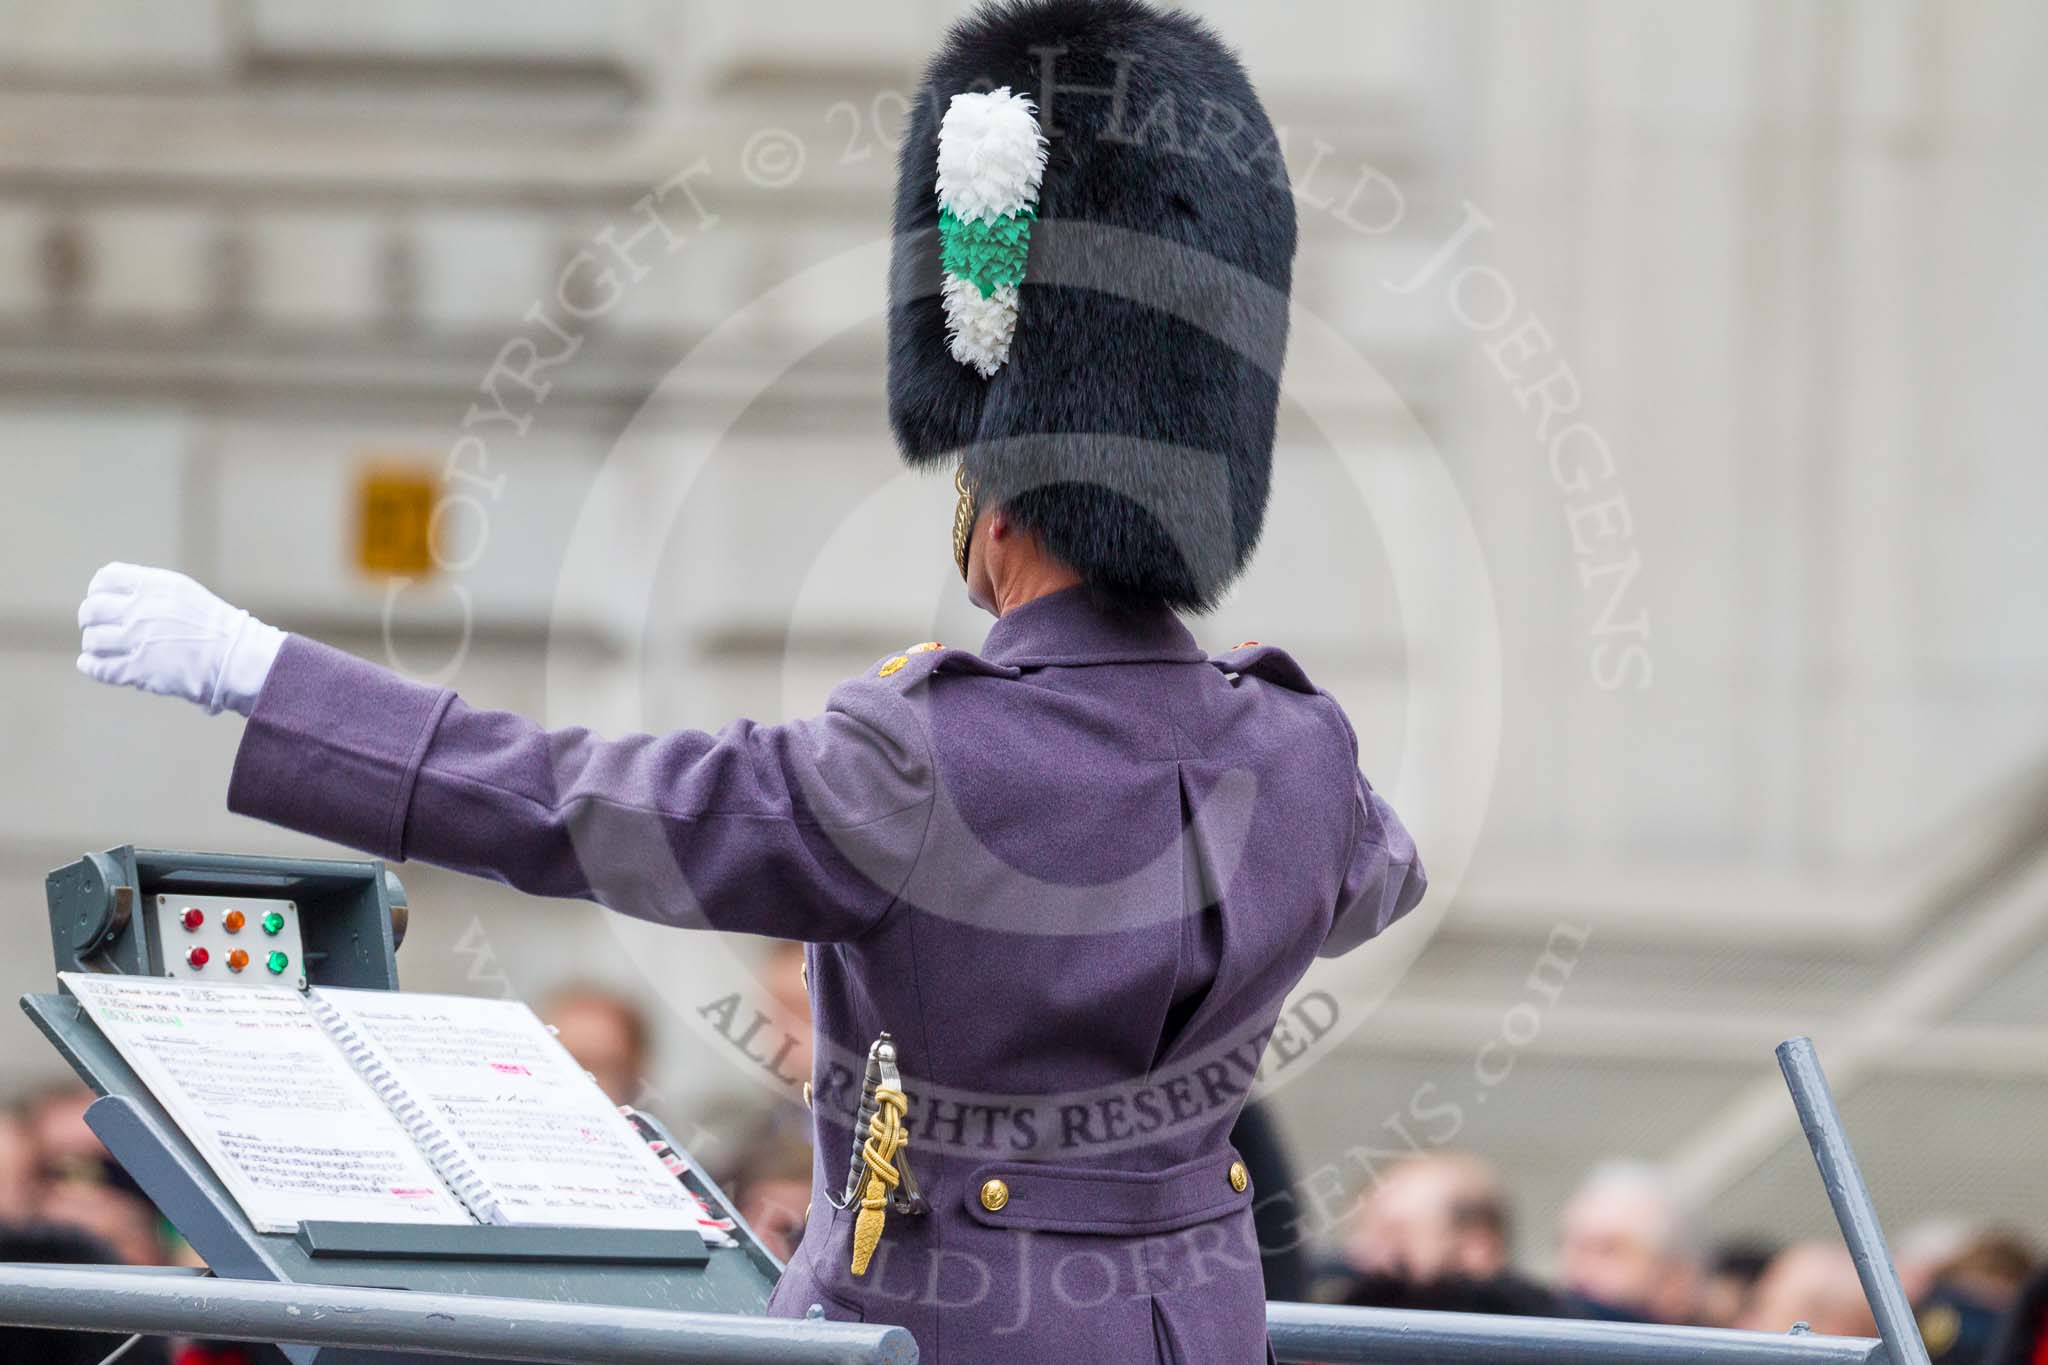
[1265,1302,1884,1364]
[0,1264,917,1365]
[1777,1035,1932,1365]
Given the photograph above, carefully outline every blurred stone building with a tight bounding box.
[2,0,2044,1266]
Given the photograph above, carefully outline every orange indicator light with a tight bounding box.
[223,910,246,933]
[227,949,250,972]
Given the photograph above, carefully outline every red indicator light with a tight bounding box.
[180,908,205,931]
[223,910,246,933]
[226,949,250,973]
[185,947,210,969]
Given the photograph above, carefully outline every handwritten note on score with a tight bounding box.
[62,974,469,1234]
[311,989,706,1231]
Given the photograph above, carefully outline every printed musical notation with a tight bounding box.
[62,974,469,1233]
[61,974,726,1238]
[312,989,712,1231]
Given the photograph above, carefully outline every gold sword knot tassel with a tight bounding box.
[850,1083,909,1276]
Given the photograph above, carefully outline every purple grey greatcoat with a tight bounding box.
[226,585,1424,1364]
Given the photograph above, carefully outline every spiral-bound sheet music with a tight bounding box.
[309,987,717,1232]
[62,974,469,1234]
[62,973,731,1240]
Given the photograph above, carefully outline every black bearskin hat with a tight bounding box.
[887,0,1297,611]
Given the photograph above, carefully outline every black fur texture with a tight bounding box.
[888,0,1298,611]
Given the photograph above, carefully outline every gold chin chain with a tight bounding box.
[951,462,976,581]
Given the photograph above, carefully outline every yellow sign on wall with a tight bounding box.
[355,464,440,578]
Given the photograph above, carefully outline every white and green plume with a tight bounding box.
[936,87,1048,379]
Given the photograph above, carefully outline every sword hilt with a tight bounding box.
[835,1034,890,1209]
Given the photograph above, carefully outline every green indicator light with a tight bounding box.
[261,912,285,935]
[265,951,290,975]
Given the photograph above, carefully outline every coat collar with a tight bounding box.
[979,586,1205,668]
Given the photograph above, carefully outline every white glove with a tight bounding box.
[76,562,287,718]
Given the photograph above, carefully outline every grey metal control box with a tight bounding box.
[46,845,405,990]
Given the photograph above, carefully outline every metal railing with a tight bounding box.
[0,1264,916,1364]
[1779,1036,1931,1365]
[0,1036,1928,1365]
[1267,1302,1885,1363]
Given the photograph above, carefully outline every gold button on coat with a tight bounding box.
[1228,1161,1250,1193]
[979,1178,1010,1212]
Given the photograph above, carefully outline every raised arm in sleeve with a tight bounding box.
[1316,698,1427,959]
[1320,771,1427,958]
[227,637,934,942]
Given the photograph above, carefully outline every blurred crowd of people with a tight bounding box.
[1315,1149,2047,1365]
[0,1080,183,1363]
[6,976,2046,1364]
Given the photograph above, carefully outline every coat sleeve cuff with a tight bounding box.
[226,636,455,860]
